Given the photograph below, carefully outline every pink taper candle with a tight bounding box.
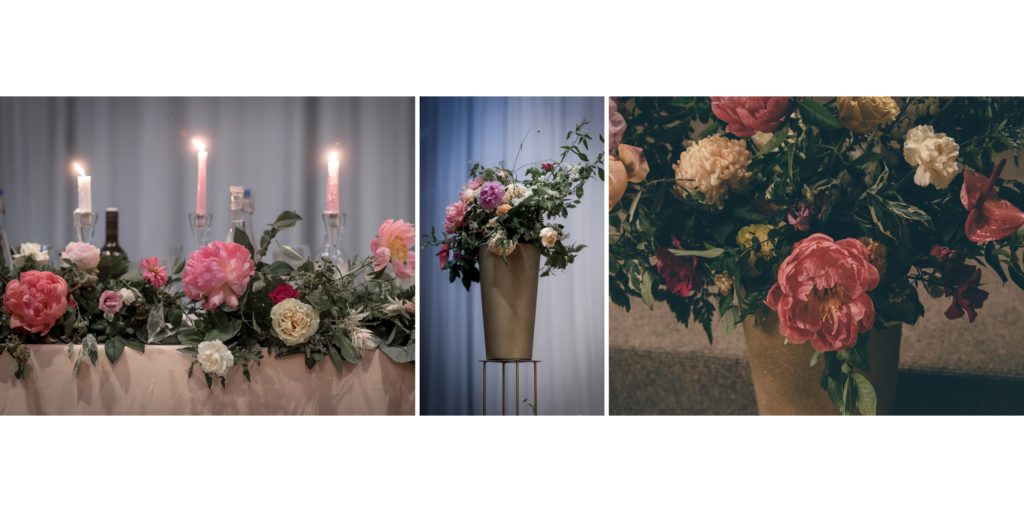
[325,151,340,214]
[193,139,208,215]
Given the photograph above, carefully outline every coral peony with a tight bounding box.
[268,283,300,304]
[140,257,169,289]
[182,241,255,310]
[765,234,879,352]
[904,125,960,189]
[371,219,415,279]
[655,247,698,298]
[477,181,505,210]
[444,201,468,233]
[960,161,1024,243]
[711,97,793,137]
[61,242,101,271]
[836,97,900,134]
[4,271,69,336]
[672,135,752,207]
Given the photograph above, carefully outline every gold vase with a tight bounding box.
[478,244,540,360]
[742,313,902,415]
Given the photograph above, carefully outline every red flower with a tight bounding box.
[437,243,450,270]
[930,245,958,262]
[941,260,988,322]
[268,283,300,304]
[961,159,1024,243]
[655,238,699,297]
[786,202,813,232]
[541,163,555,172]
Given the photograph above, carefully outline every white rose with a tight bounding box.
[61,242,101,271]
[486,230,517,257]
[504,183,531,205]
[539,227,559,248]
[904,125,960,189]
[197,340,235,377]
[14,243,49,266]
[270,298,321,346]
[118,287,137,306]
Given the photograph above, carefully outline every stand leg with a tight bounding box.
[515,361,520,416]
[482,361,487,416]
[534,362,539,416]
[501,362,507,416]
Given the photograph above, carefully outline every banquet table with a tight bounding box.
[0,344,414,415]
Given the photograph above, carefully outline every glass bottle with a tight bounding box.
[0,189,10,271]
[243,187,256,245]
[225,186,248,243]
[98,208,129,281]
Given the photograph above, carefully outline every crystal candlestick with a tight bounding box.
[73,210,97,243]
[189,213,213,249]
[318,211,349,273]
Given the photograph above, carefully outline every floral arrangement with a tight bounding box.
[609,97,1024,414]
[426,119,603,287]
[0,211,416,386]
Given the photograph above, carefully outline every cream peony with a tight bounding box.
[270,298,321,346]
[197,340,235,377]
[904,125,960,189]
[539,227,559,248]
[672,135,752,207]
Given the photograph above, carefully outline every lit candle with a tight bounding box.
[73,162,92,213]
[193,138,208,215]
[325,151,340,214]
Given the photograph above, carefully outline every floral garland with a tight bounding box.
[0,211,416,386]
[426,119,604,287]
[610,97,1024,415]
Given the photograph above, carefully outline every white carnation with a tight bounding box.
[904,125,960,189]
[197,340,235,377]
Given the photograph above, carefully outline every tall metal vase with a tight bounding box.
[742,313,902,415]
[478,244,540,360]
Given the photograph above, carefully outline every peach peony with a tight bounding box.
[371,219,415,279]
[711,97,793,137]
[765,234,879,352]
[444,201,468,233]
[672,135,752,207]
[4,270,69,336]
[182,241,255,310]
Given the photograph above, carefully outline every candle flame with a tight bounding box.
[72,162,86,177]
[328,151,340,163]
[192,138,207,152]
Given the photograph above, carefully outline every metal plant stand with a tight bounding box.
[480,359,540,416]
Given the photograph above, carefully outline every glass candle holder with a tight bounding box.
[73,210,97,243]
[189,212,213,249]
[318,211,349,273]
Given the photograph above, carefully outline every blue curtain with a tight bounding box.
[0,97,415,265]
[420,97,605,415]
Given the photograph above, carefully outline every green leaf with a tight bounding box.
[105,337,125,363]
[204,319,242,342]
[667,247,726,258]
[810,350,821,367]
[754,128,788,157]
[851,372,877,416]
[1008,261,1024,290]
[146,303,170,343]
[335,333,361,363]
[377,341,415,363]
[984,243,1008,283]
[232,227,255,256]
[640,269,655,309]
[272,211,302,230]
[123,338,146,352]
[798,100,843,131]
[327,346,345,372]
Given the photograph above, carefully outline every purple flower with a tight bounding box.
[786,202,813,232]
[478,181,505,210]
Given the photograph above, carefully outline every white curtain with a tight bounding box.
[420,97,604,415]
[0,97,414,265]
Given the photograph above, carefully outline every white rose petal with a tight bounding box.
[197,340,235,377]
[118,288,136,306]
[270,298,321,346]
[904,125,960,189]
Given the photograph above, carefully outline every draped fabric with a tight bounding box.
[420,97,605,415]
[0,97,415,265]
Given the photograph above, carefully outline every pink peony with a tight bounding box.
[4,271,69,336]
[765,234,879,352]
[140,257,169,289]
[477,181,505,210]
[711,97,793,137]
[182,241,255,310]
[98,290,124,315]
[444,201,468,233]
[371,219,415,279]
[655,237,699,297]
[61,242,101,271]
[609,97,626,155]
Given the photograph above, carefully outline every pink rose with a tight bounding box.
[182,241,255,310]
[4,271,69,336]
[765,234,879,352]
[98,290,124,315]
[140,257,169,289]
[711,97,793,137]
[444,201,468,233]
[370,219,415,279]
[61,242,101,271]
[609,97,626,155]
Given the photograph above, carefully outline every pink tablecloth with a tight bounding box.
[0,344,414,415]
